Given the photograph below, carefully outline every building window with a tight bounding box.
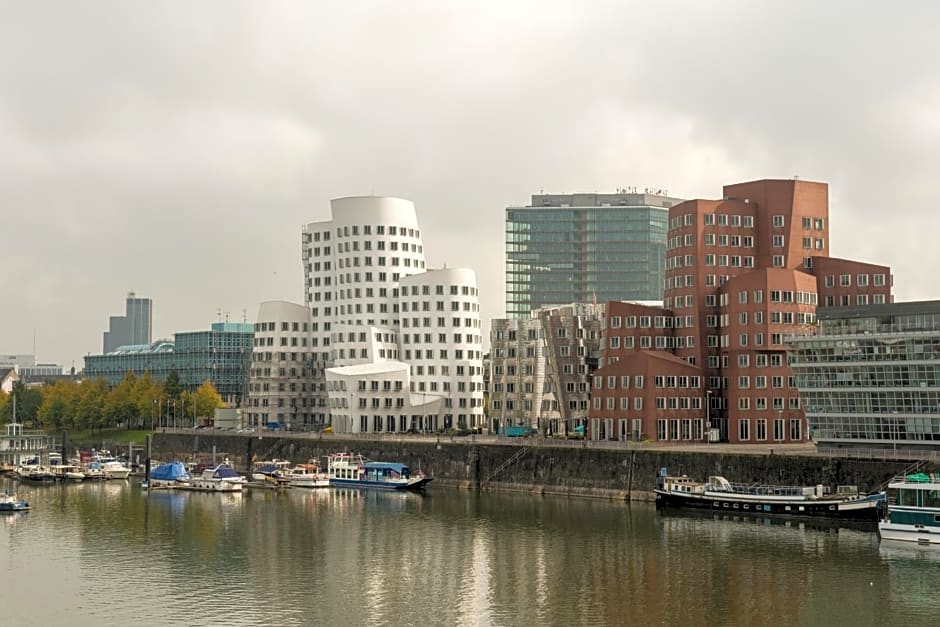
[772,215,785,228]
[789,419,802,441]
[756,419,767,441]
[739,419,750,441]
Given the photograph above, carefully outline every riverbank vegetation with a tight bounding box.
[0,371,225,433]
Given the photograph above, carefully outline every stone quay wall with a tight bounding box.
[151,432,927,501]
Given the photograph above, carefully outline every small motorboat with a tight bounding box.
[0,490,30,512]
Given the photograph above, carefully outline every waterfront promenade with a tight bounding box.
[158,426,940,463]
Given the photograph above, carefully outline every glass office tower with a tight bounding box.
[505,192,680,318]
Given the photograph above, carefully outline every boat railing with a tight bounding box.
[714,481,810,497]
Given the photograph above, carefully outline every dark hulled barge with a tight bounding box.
[655,470,885,521]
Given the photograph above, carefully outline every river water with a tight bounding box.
[1,478,938,627]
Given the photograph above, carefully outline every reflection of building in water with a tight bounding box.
[879,541,940,619]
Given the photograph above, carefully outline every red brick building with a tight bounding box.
[588,179,893,443]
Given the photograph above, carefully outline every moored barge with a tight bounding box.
[655,470,884,521]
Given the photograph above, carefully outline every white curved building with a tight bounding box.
[245,301,316,429]
[302,196,484,433]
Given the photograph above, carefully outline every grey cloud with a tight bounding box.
[1,1,935,366]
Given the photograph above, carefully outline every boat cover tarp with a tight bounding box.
[212,466,241,479]
[150,461,190,481]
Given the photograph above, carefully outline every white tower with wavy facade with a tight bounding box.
[302,196,484,433]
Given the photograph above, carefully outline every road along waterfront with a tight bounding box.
[2,477,940,626]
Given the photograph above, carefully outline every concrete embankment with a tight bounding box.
[152,432,927,501]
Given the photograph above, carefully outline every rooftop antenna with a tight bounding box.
[225,311,230,323]
[242,309,248,323]
[216,307,222,323]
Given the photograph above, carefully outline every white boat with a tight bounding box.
[100,460,131,480]
[879,472,940,545]
[0,490,29,512]
[284,461,330,488]
[50,464,85,482]
[82,461,108,481]
[17,461,55,482]
[326,453,432,491]
[183,462,245,492]
[250,459,291,482]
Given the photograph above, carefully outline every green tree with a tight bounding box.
[0,391,9,423]
[11,382,43,427]
[131,372,164,429]
[191,381,224,424]
[106,372,140,428]
[38,380,78,431]
[75,379,109,432]
[164,370,182,401]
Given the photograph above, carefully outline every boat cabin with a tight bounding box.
[363,462,411,483]
[887,474,940,511]
[658,474,706,495]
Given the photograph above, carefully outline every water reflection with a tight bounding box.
[1,478,939,626]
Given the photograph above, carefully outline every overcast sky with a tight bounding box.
[2,2,938,369]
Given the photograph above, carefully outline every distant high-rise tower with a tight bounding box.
[102,292,152,353]
[505,191,683,318]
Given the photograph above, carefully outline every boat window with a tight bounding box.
[743,504,749,510]
[924,490,940,509]
[899,489,921,507]
[785,506,791,511]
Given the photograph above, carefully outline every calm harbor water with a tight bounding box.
[1,478,939,627]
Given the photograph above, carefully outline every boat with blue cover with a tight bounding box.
[327,452,431,491]
[145,461,191,489]
[879,472,940,545]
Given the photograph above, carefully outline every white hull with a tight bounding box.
[879,522,940,544]
[288,477,331,489]
[183,479,243,492]
[148,479,190,489]
[105,470,131,480]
